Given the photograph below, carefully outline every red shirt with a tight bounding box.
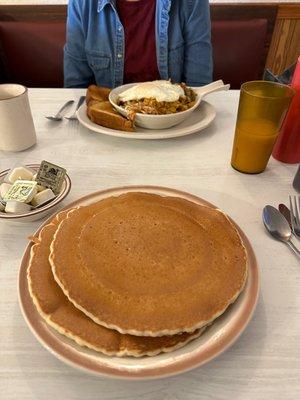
[116,0,160,83]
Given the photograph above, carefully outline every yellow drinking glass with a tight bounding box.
[231,81,295,174]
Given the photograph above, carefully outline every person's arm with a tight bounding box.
[64,0,94,88]
[183,0,212,86]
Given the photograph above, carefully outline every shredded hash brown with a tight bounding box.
[118,83,196,118]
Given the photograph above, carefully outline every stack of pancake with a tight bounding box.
[27,192,248,357]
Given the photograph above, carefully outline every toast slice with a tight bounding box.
[86,85,111,105]
[86,99,100,118]
[88,101,134,132]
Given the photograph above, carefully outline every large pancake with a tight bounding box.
[50,193,248,337]
[27,211,204,357]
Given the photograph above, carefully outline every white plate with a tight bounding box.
[19,186,259,380]
[77,101,216,140]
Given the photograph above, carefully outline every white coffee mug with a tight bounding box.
[0,84,37,152]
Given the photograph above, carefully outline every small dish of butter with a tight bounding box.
[0,162,71,222]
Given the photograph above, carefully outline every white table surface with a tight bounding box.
[0,89,299,400]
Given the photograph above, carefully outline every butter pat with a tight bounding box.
[5,201,31,214]
[0,183,12,198]
[4,180,37,203]
[31,188,55,207]
[6,167,34,183]
[37,184,46,193]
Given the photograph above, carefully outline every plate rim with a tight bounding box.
[77,101,216,139]
[18,185,259,380]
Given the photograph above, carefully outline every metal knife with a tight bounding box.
[278,203,292,227]
[279,203,300,239]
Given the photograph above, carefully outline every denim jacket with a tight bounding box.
[64,0,212,88]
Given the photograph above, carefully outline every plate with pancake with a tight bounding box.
[19,186,259,379]
[77,84,216,139]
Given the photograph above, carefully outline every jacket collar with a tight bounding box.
[97,0,116,12]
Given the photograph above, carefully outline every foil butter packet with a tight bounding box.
[36,160,66,195]
[4,180,37,203]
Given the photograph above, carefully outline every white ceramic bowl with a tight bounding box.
[109,80,229,130]
[0,164,71,222]
[109,83,199,130]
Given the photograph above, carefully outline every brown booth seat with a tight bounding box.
[0,19,267,89]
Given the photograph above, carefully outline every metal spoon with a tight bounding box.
[45,100,74,121]
[65,96,85,120]
[263,205,300,258]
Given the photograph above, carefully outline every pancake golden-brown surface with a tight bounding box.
[27,211,204,357]
[49,193,248,337]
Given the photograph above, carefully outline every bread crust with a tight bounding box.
[86,85,134,132]
[86,85,111,104]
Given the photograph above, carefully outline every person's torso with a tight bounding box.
[81,0,190,88]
